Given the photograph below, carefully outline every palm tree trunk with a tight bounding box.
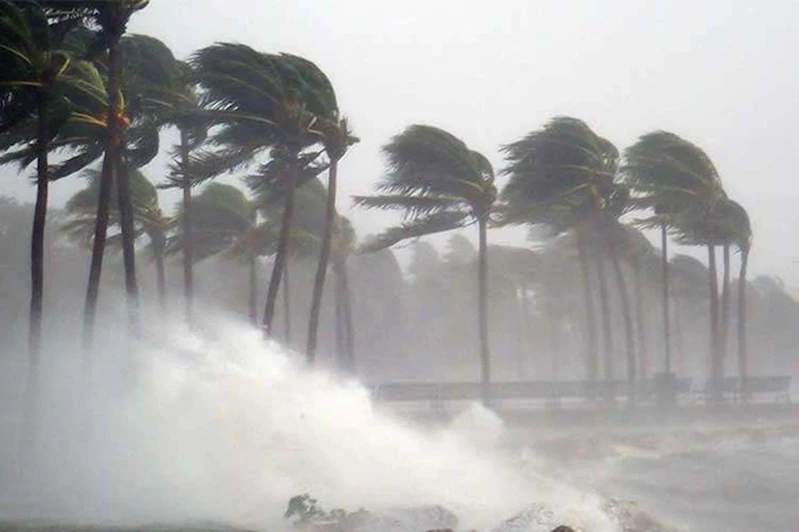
[737,245,750,399]
[631,257,648,381]
[83,37,122,355]
[719,242,731,380]
[306,160,338,363]
[661,222,672,374]
[262,146,299,338]
[282,259,291,344]
[707,243,721,401]
[248,252,257,327]
[24,100,49,449]
[153,238,167,312]
[478,217,491,407]
[608,250,637,405]
[179,128,194,326]
[116,152,140,337]
[575,226,599,383]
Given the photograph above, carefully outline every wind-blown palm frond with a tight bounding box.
[358,210,470,252]
[355,124,495,250]
[500,116,617,228]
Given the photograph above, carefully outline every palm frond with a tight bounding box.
[358,210,471,253]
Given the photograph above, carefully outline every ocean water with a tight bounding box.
[0,317,796,531]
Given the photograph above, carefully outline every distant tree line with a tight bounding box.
[0,0,789,418]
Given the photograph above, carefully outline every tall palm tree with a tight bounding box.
[191,44,339,338]
[623,131,726,398]
[36,0,151,341]
[714,199,752,392]
[354,125,496,406]
[500,117,619,391]
[306,118,357,364]
[147,53,206,326]
[0,0,83,450]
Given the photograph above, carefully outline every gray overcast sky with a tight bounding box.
[3,1,799,283]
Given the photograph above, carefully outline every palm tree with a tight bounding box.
[306,118,357,364]
[0,1,103,429]
[36,0,151,341]
[147,54,206,326]
[500,117,620,391]
[191,44,339,338]
[354,125,496,406]
[623,131,726,399]
[62,167,170,309]
[714,200,752,393]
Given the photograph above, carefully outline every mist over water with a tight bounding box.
[0,317,617,531]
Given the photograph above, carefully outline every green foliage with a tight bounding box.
[354,124,495,251]
[499,116,618,233]
[189,43,340,183]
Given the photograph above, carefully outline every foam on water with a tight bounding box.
[0,318,619,531]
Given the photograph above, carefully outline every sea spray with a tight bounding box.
[0,317,618,531]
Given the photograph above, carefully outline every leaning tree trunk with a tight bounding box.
[23,99,50,450]
[179,128,194,326]
[707,243,721,402]
[719,242,731,380]
[83,37,122,354]
[262,146,300,338]
[660,222,673,374]
[306,159,338,364]
[282,258,292,344]
[248,251,257,327]
[575,226,599,384]
[478,217,491,407]
[116,152,140,337]
[608,248,637,406]
[737,244,750,400]
[631,256,648,381]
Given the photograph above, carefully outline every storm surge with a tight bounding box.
[0,318,620,531]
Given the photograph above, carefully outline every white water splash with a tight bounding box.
[0,317,618,531]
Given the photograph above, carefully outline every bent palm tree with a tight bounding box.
[714,200,752,393]
[354,124,496,405]
[624,131,727,399]
[500,117,620,391]
[306,118,357,364]
[38,0,152,341]
[191,44,339,338]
